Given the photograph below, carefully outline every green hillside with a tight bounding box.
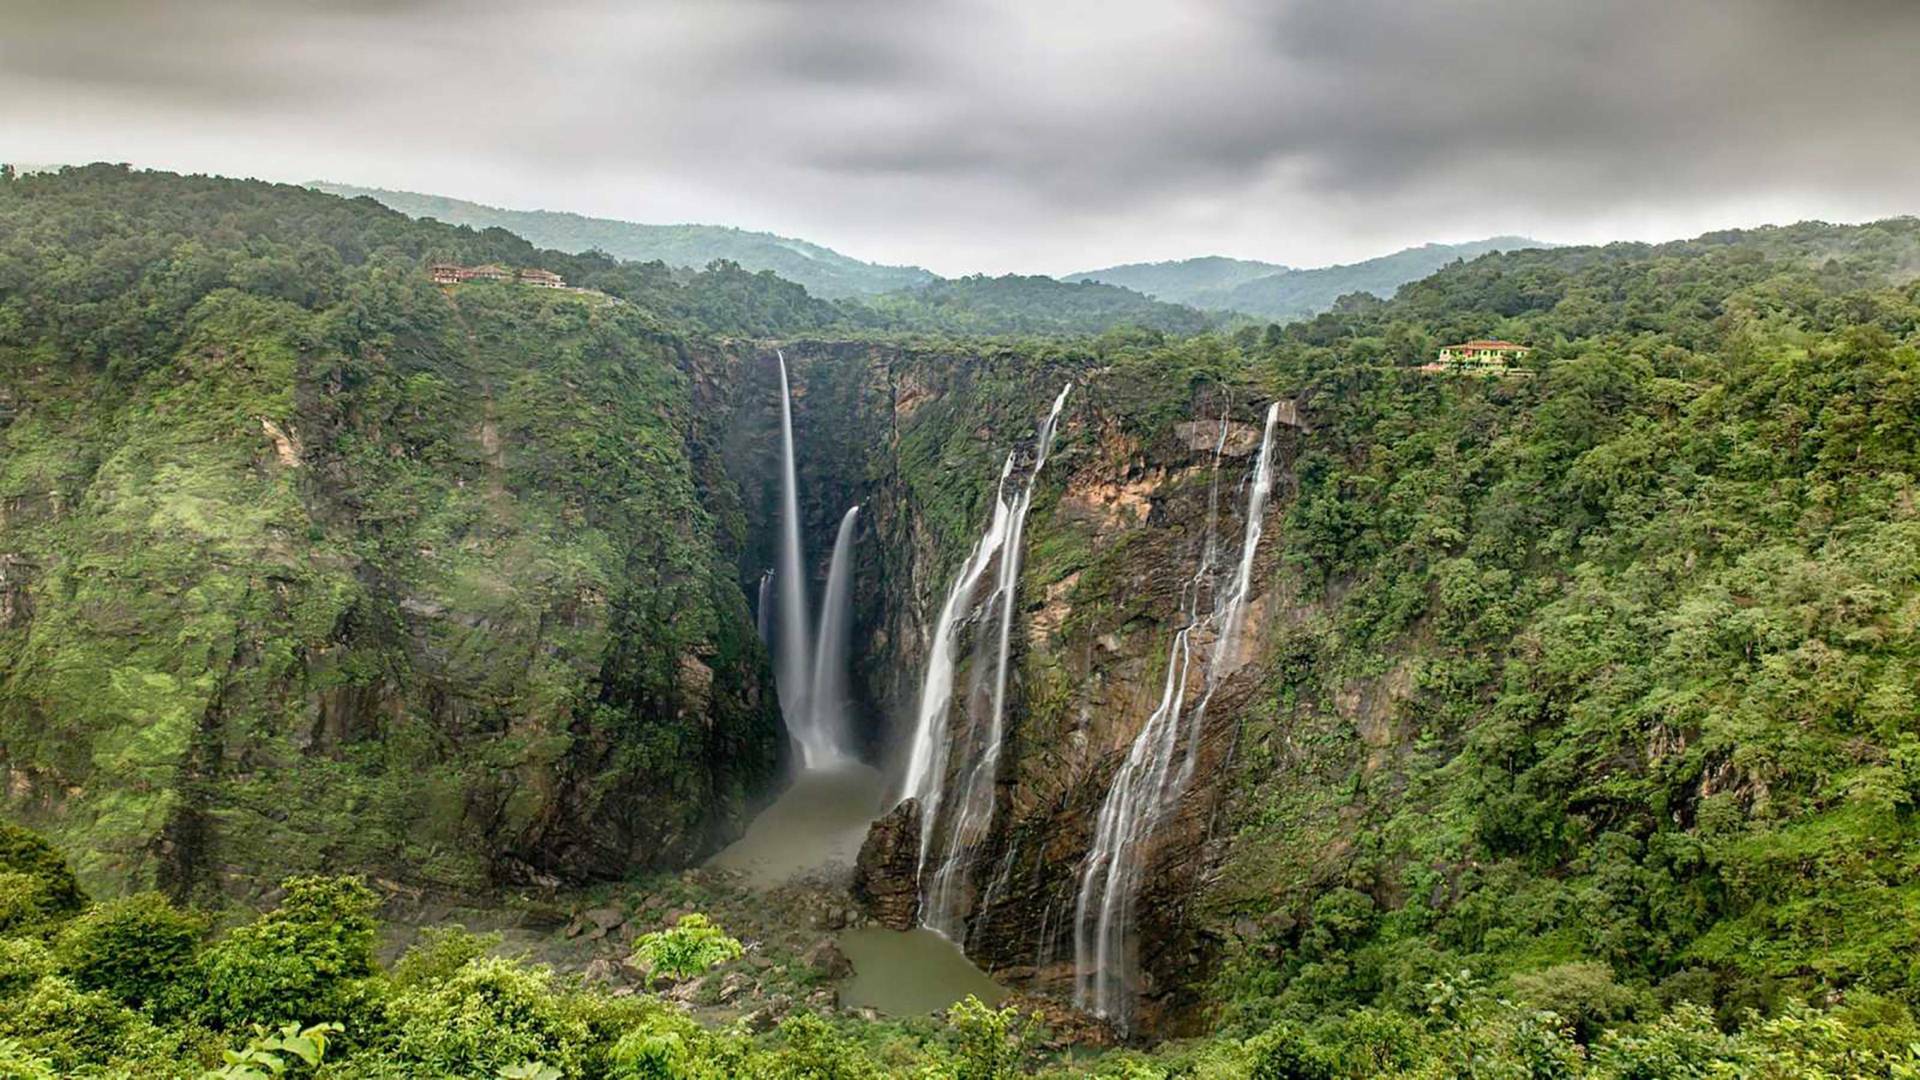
[311,182,937,300]
[1062,255,1290,302]
[1076,237,1547,321]
[1203,235,1544,319]
[6,165,1920,1077]
[0,165,789,896]
[867,273,1219,337]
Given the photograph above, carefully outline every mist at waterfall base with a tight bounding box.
[772,351,857,770]
[714,353,1016,1018]
[1072,402,1283,1031]
[730,372,1281,1026]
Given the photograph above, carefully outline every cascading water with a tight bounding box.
[806,506,861,761]
[756,569,775,645]
[900,384,1072,939]
[773,351,820,766]
[771,351,861,769]
[1073,401,1282,1029]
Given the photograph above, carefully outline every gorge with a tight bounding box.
[5,168,1920,1075]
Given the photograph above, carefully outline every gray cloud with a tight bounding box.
[4,0,1917,274]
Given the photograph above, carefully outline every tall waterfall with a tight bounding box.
[1073,401,1282,1029]
[773,351,822,766]
[806,506,861,761]
[901,383,1072,939]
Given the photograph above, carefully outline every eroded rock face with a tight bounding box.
[853,797,922,930]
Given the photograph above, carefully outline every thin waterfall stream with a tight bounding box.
[715,355,1025,1016]
[1072,402,1282,1030]
[903,384,1073,940]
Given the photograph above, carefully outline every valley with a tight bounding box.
[3,165,1920,1076]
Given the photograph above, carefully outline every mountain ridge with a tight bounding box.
[1073,235,1547,320]
[310,181,939,300]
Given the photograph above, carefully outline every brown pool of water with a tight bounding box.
[706,763,1009,1014]
[836,926,1009,1015]
[707,763,888,887]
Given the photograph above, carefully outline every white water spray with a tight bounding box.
[1073,402,1282,1029]
[773,351,824,766]
[901,384,1072,939]
[806,506,861,761]
[756,569,775,645]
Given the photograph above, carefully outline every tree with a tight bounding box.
[627,914,742,988]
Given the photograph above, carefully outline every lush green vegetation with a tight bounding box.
[867,275,1218,338]
[0,164,783,896]
[6,163,1920,1075]
[3,822,1916,1077]
[314,183,939,301]
[1186,216,1920,1057]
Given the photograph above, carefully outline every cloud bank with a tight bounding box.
[6,0,1917,274]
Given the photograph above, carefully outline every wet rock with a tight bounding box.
[743,993,794,1033]
[582,905,624,939]
[800,938,853,980]
[853,798,922,930]
[1004,992,1121,1049]
[716,971,754,1003]
[807,987,839,1011]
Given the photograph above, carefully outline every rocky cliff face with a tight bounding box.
[1,284,784,900]
[731,343,1305,1033]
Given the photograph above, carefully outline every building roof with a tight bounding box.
[1448,339,1528,350]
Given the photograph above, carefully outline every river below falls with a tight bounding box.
[707,761,1009,1015]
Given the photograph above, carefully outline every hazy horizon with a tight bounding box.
[7,1,1918,276]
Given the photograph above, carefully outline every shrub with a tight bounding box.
[0,824,85,932]
[0,938,53,998]
[384,955,591,1076]
[55,891,205,1013]
[949,997,1033,1080]
[761,1012,879,1080]
[1510,961,1643,1043]
[1589,1003,1734,1079]
[1244,1022,1334,1080]
[0,974,145,1074]
[198,876,378,1030]
[0,1037,56,1080]
[628,913,742,988]
[387,925,501,989]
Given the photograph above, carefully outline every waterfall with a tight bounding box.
[1073,401,1282,1029]
[901,383,1072,939]
[756,569,775,645]
[806,506,861,762]
[773,351,822,767]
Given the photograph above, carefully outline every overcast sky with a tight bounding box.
[6,0,1919,276]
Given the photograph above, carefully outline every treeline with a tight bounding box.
[1173,214,1920,1058]
[3,822,1916,1077]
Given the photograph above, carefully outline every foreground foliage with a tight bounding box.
[2,827,1917,1077]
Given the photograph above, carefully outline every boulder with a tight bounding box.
[800,938,854,980]
[853,798,922,930]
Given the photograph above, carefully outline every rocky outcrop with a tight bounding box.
[852,797,922,930]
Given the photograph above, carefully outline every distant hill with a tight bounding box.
[869,274,1218,337]
[1064,255,1290,303]
[1202,236,1545,320]
[1073,237,1547,322]
[310,182,938,299]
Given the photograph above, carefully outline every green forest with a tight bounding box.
[3,164,1920,1076]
